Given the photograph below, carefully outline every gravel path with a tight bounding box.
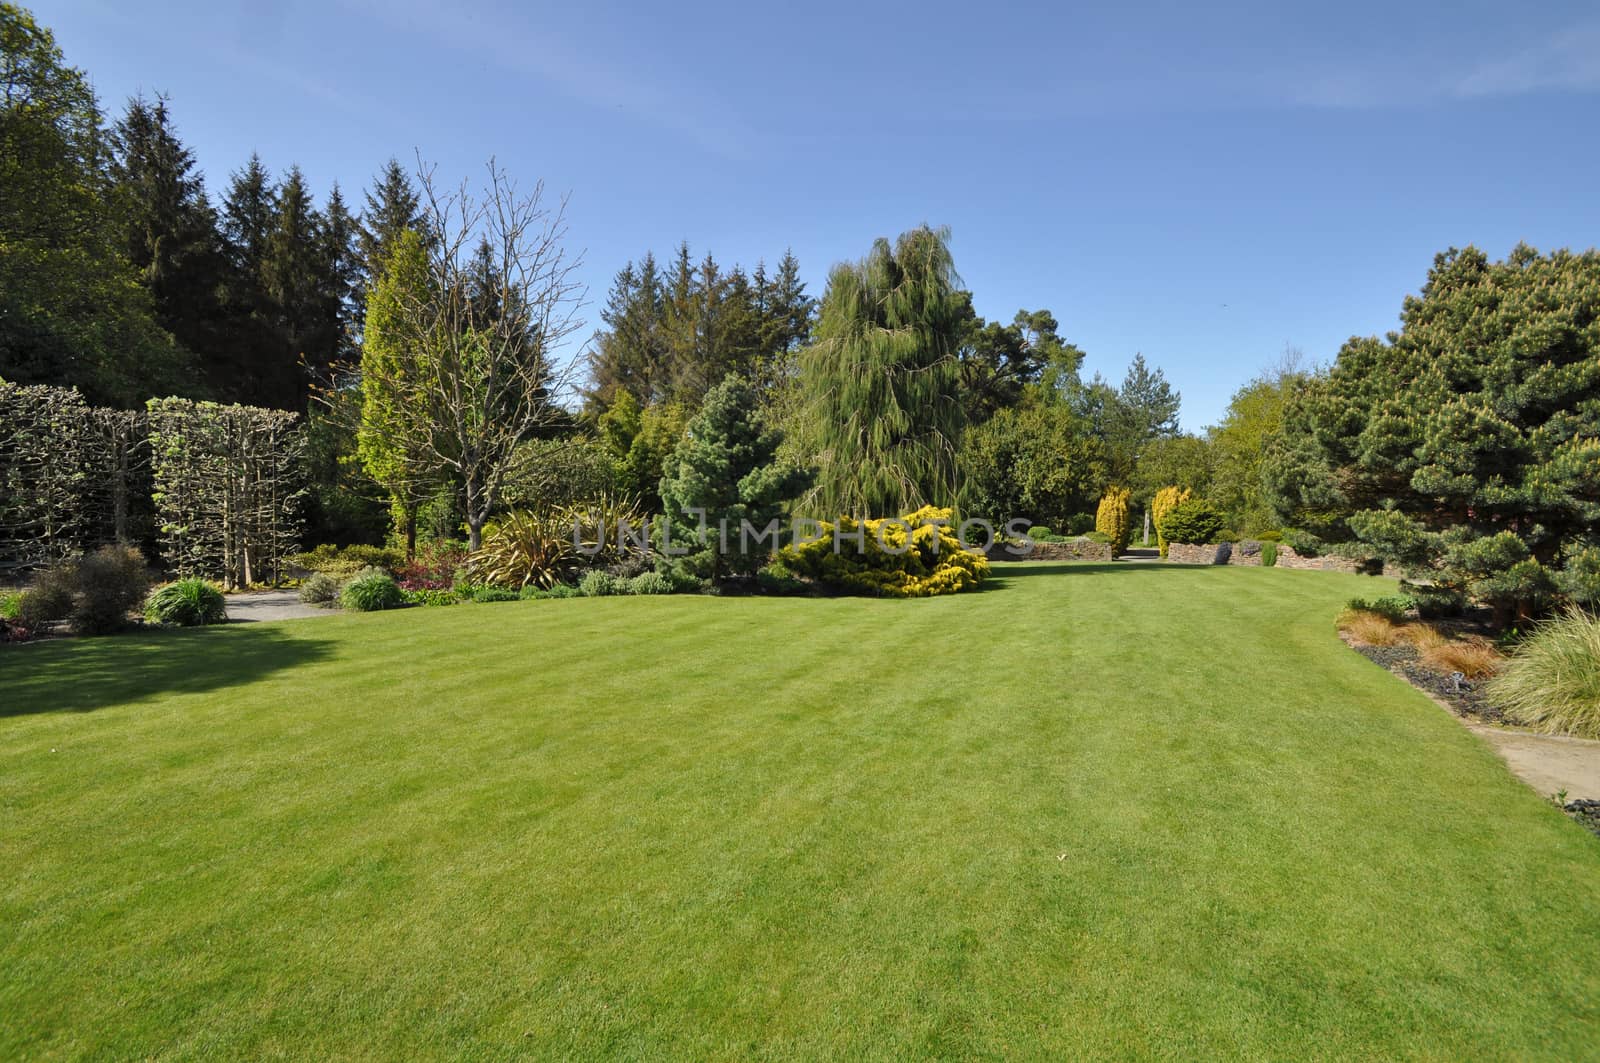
[224,589,333,623]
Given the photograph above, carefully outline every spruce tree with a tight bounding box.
[261,164,325,408]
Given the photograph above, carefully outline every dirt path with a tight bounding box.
[1465,724,1600,801]
[224,590,333,623]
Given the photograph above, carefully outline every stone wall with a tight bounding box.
[1169,540,1387,575]
[986,538,1115,562]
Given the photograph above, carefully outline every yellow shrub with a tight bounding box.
[1151,485,1191,559]
[1095,487,1133,555]
[778,506,990,598]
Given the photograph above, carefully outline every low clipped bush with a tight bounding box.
[402,587,460,607]
[628,571,674,596]
[144,579,227,627]
[1255,530,1283,542]
[779,506,988,598]
[464,585,521,603]
[578,570,626,597]
[756,561,806,596]
[1026,525,1054,541]
[291,544,403,579]
[341,570,405,612]
[299,572,342,606]
[1486,607,1600,738]
[541,584,580,599]
[1160,499,1225,547]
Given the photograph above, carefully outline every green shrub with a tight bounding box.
[1402,582,1466,619]
[1346,595,1414,624]
[1255,530,1283,542]
[299,572,342,606]
[22,546,152,635]
[1486,607,1600,739]
[628,571,674,595]
[1160,499,1225,546]
[756,561,806,596]
[0,591,19,620]
[1083,530,1112,544]
[144,579,228,626]
[542,584,580,599]
[465,585,521,603]
[579,570,625,597]
[1216,528,1241,544]
[341,571,405,612]
[291,544,402,579]
[1260,541,1278,568]
[1063,512,1095,536]
[1151,485,1191,558]
[467,499,646,591]
[402,587,460,607]
[1026,525,1054,541]
[1283,528,1323,557]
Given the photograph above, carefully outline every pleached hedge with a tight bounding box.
[0,382,304,587]
[0,383,149,575]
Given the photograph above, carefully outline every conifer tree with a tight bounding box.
[796,225,967,515]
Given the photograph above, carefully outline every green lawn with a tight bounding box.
[3,564,1597,1059]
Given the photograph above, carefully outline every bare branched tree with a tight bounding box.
[341,158,585,550]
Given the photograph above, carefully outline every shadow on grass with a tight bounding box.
[0,625,334,718]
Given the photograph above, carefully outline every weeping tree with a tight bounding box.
[796,225,966,516]
[333,159,584,551]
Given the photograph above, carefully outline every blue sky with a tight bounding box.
[34,0,1600,427]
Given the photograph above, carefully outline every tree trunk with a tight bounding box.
[405,505,418,560]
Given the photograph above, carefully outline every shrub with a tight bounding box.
[1403,583,1466,619]
[756,561,806,596]
[465,585,521,603]
[1283,528,1323,557]
[1215,528,1241,544]
[1026,525,1054,541]
[542,584,580,599]
[779,506,989,598]
[1095,488,1133,555]
[1063,512,1096,536]
[1338,609,1404,646]
[1255,529,1283,542]
[22,546,152,635]
[1160,499,1225,546]
[1486,608,1600,738]
[1260,540,1278,567]
[627,571,674,596]
[1150,485,1191,559]
[579,570,625,597]
[341,570,405,612]
[467,499,646,590]
[1083,530,1112,545]
[0,591,19,620]
[402,587,460,607]
[393,540,469,591]
[299,572,342,606]
[1347,595,1414,624]
[144,579,227,627]
[291,544,403,579]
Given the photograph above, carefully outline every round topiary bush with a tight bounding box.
[341,571,405,612]
[144,579,227,626]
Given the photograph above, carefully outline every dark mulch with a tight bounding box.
[1348,641,1505,725]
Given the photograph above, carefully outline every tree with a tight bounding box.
[110,92,226,381]
[797,225,966,515]
[1207,352,1308,534]
[1266,245,1600,620]
[356,227,434,555]
[216,152,285,405]
[0,3,190,406]
[657,374,810,585]
[358,157,425,279]
[262,164,327,408]
[338,160,584,551]
[959,401,1106,528]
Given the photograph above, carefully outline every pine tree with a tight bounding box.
[358,157,424,277]
[215,153,281,404]
[318,182,361,371]
[261,164,326,408]
[110,92,225,376]
[797,225,967,515]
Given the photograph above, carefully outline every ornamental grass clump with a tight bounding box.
[779,506,988,598]
[341,569,405,612]
[144,579,227,627]
[1486,607,1600,738]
